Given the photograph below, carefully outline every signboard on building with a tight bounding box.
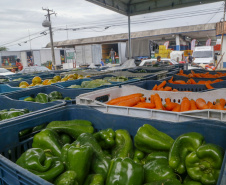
[216,22,226,35]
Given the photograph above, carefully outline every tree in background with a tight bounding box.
[0,47,8,51]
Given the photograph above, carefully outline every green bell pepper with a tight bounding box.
[61,143,93,185]
[111,129,133,158]
[48,91,63,101]
[9,108,29,113]
[24,97,35,102]
[32,128,63,157]
[183,176,202,185]
[106,157,144,185]
[64,97,71,100]
[93,128,116,149]
[134,124,174,153]
[0,111,24,120]
[19,128,33,137]
[169,132,205,174]
[46,120,94,139]
[32,124,46,132]
[133,149,145,164]
[143,152,177,183]
[60,133,73,145]
[84,174,104,185]
[144,151,168,164]
[54,171,78,185]
[16,148,64,182]
[73,133,111,179]
[35,93,49,103]
[185,143,224,185]
[144,179,182,185]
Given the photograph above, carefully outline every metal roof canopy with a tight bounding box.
[86,0,222,58]
[86,0,223,16]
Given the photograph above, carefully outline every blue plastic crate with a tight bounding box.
[0,84,21,94]
[172,74,226,82]
[3,85,90,102]
[0,105,225,185]
[0,95,65,125]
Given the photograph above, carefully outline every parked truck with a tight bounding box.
[192,46,215,65]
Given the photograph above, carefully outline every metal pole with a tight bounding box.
[221,1,226,56]
[128,15,132,59]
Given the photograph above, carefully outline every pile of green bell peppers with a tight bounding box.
[16,121,224,185]
[24,91,71,103]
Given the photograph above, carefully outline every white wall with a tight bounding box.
[118,42,127,64]
[40,49,61,66]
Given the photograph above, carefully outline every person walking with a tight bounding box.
[109,48,116,64]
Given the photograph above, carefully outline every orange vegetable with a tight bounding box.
[168,77,174,83]
[173,80,186,84]
[154,94,163,110]
[117,96,141,107]
[207,101,213,109]
[165,98,171,104]
[180,97,191,112]
[172,104,181,112]
[152,84,158,90]
[220,99,226,107]
[133,102,156,109]
[140,97,146,102]
[150,95,155,104]
[164,102,177,111]
[164,86,172,91]
[172,89,179,92]
[157,81,167,90]
[107,93,143,105]
[190,79,197,84]
[214,99,224,110]
[190,99,198,110]
[196,98,209,110]
[205,83,214,89]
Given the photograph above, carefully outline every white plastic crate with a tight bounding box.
[76,85,226,122]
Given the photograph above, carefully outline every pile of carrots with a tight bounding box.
[177,70,226,78]
[106,93,226,112]
[152,81,187,92]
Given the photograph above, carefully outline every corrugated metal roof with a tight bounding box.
[86,0,223,16]
[46,23,216,47]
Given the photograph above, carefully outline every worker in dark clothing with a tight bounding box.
[188,53,193,64]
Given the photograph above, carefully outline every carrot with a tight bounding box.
[205,83,214,89]
[168,77,174,83]
[172,89,179,92]
[107,93,143,105]
[159,87,164,91]
[133,102,155,109]
[220,99,226,107]
[179,69,184,75]
[207,101,213,109]
[164,102,177,111]
[181,97,191,112]
[173,80,186,84]
[117,96,141,107]
[165,98,171,104]
[196,98,209,109]
[214,99,225,110]
[150,95,155,104]
[157,81,167,90]
[140,97,146,102]
[190,79,197,84]
[164,86,172,91]
[154,94,163,110]
[190,99,198,110]
[152,84,158,90]
[172,104,181,112]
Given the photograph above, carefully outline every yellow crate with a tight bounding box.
[184,50,193,57]
[159,45,166,50]
[159,50,164,54]
[155,54,159,58]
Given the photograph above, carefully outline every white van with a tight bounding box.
[192,46,215,65]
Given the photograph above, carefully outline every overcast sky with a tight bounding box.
[0,0,224,51]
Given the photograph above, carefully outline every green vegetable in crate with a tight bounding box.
[32,129,63,157]
[185,143,224,185]
[35,93,49,103]
[144,151,168,164]
[93,128,116,149]
[183,176,202,185]
[0,111,24,120]
[81,81,91,88]
[46,120,94,139]
[10,108,29,113]
[169,132,205,174]
[60,134,73,145]
[19,128,33,137]
[106,157,144,185]
[134,124,174,153]
[143,152,177,183]
[68,85,82,88]
[24,97,35,102]
[48,91,63,101]
[61,143,93,184]
[32,124,46,132]
[143,179,182,185]
[84,174,104,185]
[64,97,71,100]
[54,171,78,185]
[111,129,133,158]
[16,148,64,182]
[133,149,145,164]
[73,133,111,179]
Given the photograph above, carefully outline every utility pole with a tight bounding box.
[42,8,57,70]
[221,1,226,56]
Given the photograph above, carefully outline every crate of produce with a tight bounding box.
[127,66,176,73]
[0,105,225,185]
[3,85,81,103]
[76,85,226,122]
[55,75,139,89]
[0,95,65,124]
